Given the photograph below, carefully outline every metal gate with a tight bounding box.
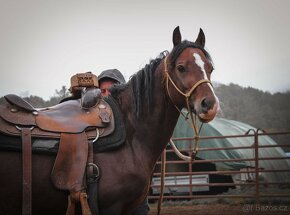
[149,130,290,201]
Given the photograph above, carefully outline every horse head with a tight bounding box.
[164,26,219,123]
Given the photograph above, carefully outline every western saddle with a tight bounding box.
[0,73,115,215]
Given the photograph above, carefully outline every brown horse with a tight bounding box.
[0,26,219,215]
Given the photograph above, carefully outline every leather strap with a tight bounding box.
[66,191,92,215]
[66,195,75,215]
[87,141,94,178]
[21,127,32,215]
[80,192,92,215]
[87,141,100,215]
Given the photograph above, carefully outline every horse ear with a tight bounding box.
[195,28,205,48]
[173,26,182,47]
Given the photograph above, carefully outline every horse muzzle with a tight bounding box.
[193,95,220,123]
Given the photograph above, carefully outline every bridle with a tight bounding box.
[164,55,212,156]
[156,55,213,215]
[157,55,212,215]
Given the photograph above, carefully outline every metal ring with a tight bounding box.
[15,125,34,131]
[92,128,100,143]
[87,163,100,178]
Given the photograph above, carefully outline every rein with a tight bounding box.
[157,55,211,215]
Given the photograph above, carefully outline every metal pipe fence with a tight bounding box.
[148,130,290,201]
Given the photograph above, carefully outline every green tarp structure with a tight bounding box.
[172,116,290,182]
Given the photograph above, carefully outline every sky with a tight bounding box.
[0,0,289,100]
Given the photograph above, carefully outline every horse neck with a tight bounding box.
[116,65,180,169]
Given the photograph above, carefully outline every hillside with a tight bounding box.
[1,84,289,150]
[214,83,290,133]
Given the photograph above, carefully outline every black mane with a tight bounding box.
[111,51,168,118]
[110,40,213,118]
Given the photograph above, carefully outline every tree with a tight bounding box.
[55,86,70,99]
[45,86,71,106]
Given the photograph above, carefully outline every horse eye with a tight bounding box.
[177,65,186,73]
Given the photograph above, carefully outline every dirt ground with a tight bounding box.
[149,204,290,215]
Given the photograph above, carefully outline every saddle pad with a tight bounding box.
[0,134,59,155]
[93,96,126,153]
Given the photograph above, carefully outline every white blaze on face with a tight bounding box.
[193,52,220,112]
[193,53,208,80]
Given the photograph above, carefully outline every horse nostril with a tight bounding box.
[201,98,213,113]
